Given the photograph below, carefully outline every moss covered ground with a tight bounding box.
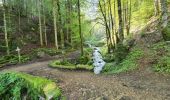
[0,72,62,99]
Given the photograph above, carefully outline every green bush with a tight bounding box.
[0,54,30,67]
[105,48,144,74]
[34,48,62,56]
[115,43,128,63]
[0,72,62,99]
[155,56,170,73]
[102,63,115,72]
[152,42,170,73]
[49,60,93,71]
[162,24,170,41]
[103,54,115,63]
[75,48,93,65]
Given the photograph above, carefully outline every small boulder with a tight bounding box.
[37,51,49,58]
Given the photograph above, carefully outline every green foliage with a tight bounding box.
[0,54,30,67]
[103,54,115,63]
[76,48,93,65]
[76,56,89,65]
[49,60,93,71]
[0,72,62,99]
[102,63,115,72]
[34,48,62,56]
[105,48,144,74]
[76,64,93,70]
[155,56,170,73]
[131,0,154,27]
[115,43,128,63]
[151,42,170,51]
[152,42,170,73]
[85,33,106,47]
[162,22,170,41]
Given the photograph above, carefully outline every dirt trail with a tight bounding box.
[1,58,170,100]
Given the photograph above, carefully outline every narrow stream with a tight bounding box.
[92,47,106,74]
[87,43,106,74]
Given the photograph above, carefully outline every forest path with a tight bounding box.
[1,58,170,100]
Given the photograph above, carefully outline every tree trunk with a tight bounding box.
[3,0,10,55]
[78,0,84,56]
[109,0,116,48]
[154,0,160,16]
[117,0,124,43]
[57,0,64,48]
[38,0,43,46]
[99,0,112,52]
[53,0,59,49]
[43,4,47,46]
[160,0,168,28]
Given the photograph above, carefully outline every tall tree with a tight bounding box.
[108,0,115,48]
[78,0,84,56]
[117,0,124,43]
[57,0,64,48]
[99,0,113,53]
[160,0,168,28]
[43,0,47,46]
[3,0,10,55]
[154,0,160,16]
[38,0,43,46]
[53,0,59,49]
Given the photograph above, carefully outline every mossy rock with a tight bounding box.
[49,60,93,71]
[0,72,62,99]
[76,64,93,70]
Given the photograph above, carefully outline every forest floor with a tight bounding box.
[1,48,170,100]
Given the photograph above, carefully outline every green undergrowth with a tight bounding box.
[49,48,93,71]
[76,48,93,65]
[103,47,144,74]
[0,72,62,100]
[49,60,93,71]
[33,48,62,56]
[162,22,170,41]
[0,47,76,68]
[152,42,170,73]
[0,54,30,67]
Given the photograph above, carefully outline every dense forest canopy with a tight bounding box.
[0,0,169,54]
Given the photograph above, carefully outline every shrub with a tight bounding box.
[49,60,93,71]
[75,48,93,65]
[0,72,62,99]
[34,48,62,56]
[105,48,144,74]
[115,43,128,63]
[152,42,170,73]
[155,56,170,73]
[162,22,170,41]
[0,54,30,67]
